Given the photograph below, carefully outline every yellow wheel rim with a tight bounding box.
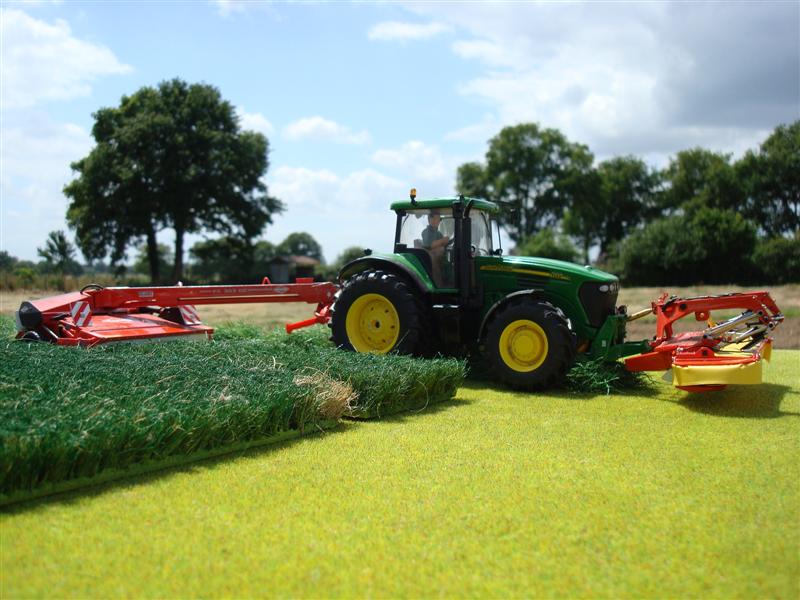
[498,319,549,372]
[345,293,400,354]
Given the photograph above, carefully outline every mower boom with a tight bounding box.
[15,278,336,347]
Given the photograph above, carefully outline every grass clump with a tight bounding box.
[565,358,654,394]
[0,319,464,498]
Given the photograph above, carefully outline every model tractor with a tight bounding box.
[328,191,634,389]
[15,191,783,392]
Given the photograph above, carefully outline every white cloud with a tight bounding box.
[372,141,453,185]
[211,1,280,19]
[451,39,517,69]
[212,0,252,17]
[1,114,92,260]
[266,166,406,262]
[368,21,451,42]
[406,3,798,162]
[444,114,499,143]
[0,8,131,109]
[236,106,274,136]
[283,116,370,145]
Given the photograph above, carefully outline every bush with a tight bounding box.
[618,208,757,285]
[753,235,800,284]
[517,229,580,263]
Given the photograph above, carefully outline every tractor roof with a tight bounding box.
[390,196,499,213]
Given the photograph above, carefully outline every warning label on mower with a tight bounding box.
[70,301,92,327]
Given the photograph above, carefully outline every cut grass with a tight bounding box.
[564,356,655,394]
[1,351,797,598]
[0,319,464,500]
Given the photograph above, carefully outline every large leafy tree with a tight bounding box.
[564,156,661,261]
[457,124,594,243]
[64,78,283,283]
[661,148,745,214]
[737,120,800,235]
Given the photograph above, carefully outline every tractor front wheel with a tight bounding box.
[330,270,427,355]
[485,299,576,389]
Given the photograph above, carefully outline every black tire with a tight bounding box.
[484,299,576,390]
[329,270,428,355]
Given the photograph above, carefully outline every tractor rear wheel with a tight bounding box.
[484,299,576,389]
[330,270,428,355]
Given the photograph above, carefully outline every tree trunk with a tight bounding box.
[146,225,160,284]
[582,236,590,265]
[173,225,184,283]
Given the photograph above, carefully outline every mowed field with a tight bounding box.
[1,285,798,597]
[1,350,798,598]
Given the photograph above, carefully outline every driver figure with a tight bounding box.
[422,210,450,251]
[422,210,450,286]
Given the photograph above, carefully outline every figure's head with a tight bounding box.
[428,210,441,226]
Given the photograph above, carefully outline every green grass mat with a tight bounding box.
[0,319,463,500]
[2,350,796,598]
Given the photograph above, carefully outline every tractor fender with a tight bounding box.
[338,255,435,296]
[477,289,544,342]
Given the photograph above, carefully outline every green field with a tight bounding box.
[2,350,797,598]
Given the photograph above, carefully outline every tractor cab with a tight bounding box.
[391,191,500,291]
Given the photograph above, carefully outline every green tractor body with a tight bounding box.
[331,195,648,389]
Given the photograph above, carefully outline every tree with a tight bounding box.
[460,124,594,243]
[617,208,757,285]
[517,229,580,263]
[252,240,276,278]
[190,236,255,283]
[37,230,82,288]
[737,121,800,235]
[752,235,800,284]
[455,162,488,198]
[564,156,660,262]
[133,243,173,278]
[277,232,324,262]
[188,237,276,283]
[65,78,283,284]
[661,148,745,214]
[335,246,367,267]
[559,168,601,264]
[0,250,16,272]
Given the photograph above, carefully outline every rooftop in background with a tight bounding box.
[389,197,499,213]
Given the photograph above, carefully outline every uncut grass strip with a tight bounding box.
[0,420,342,508]
[215,325,465,417]
[1,320,463,494]
[1,342,343,494]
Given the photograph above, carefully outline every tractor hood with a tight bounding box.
[495,255,618,285]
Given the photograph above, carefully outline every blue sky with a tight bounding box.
[2,1,798,265]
